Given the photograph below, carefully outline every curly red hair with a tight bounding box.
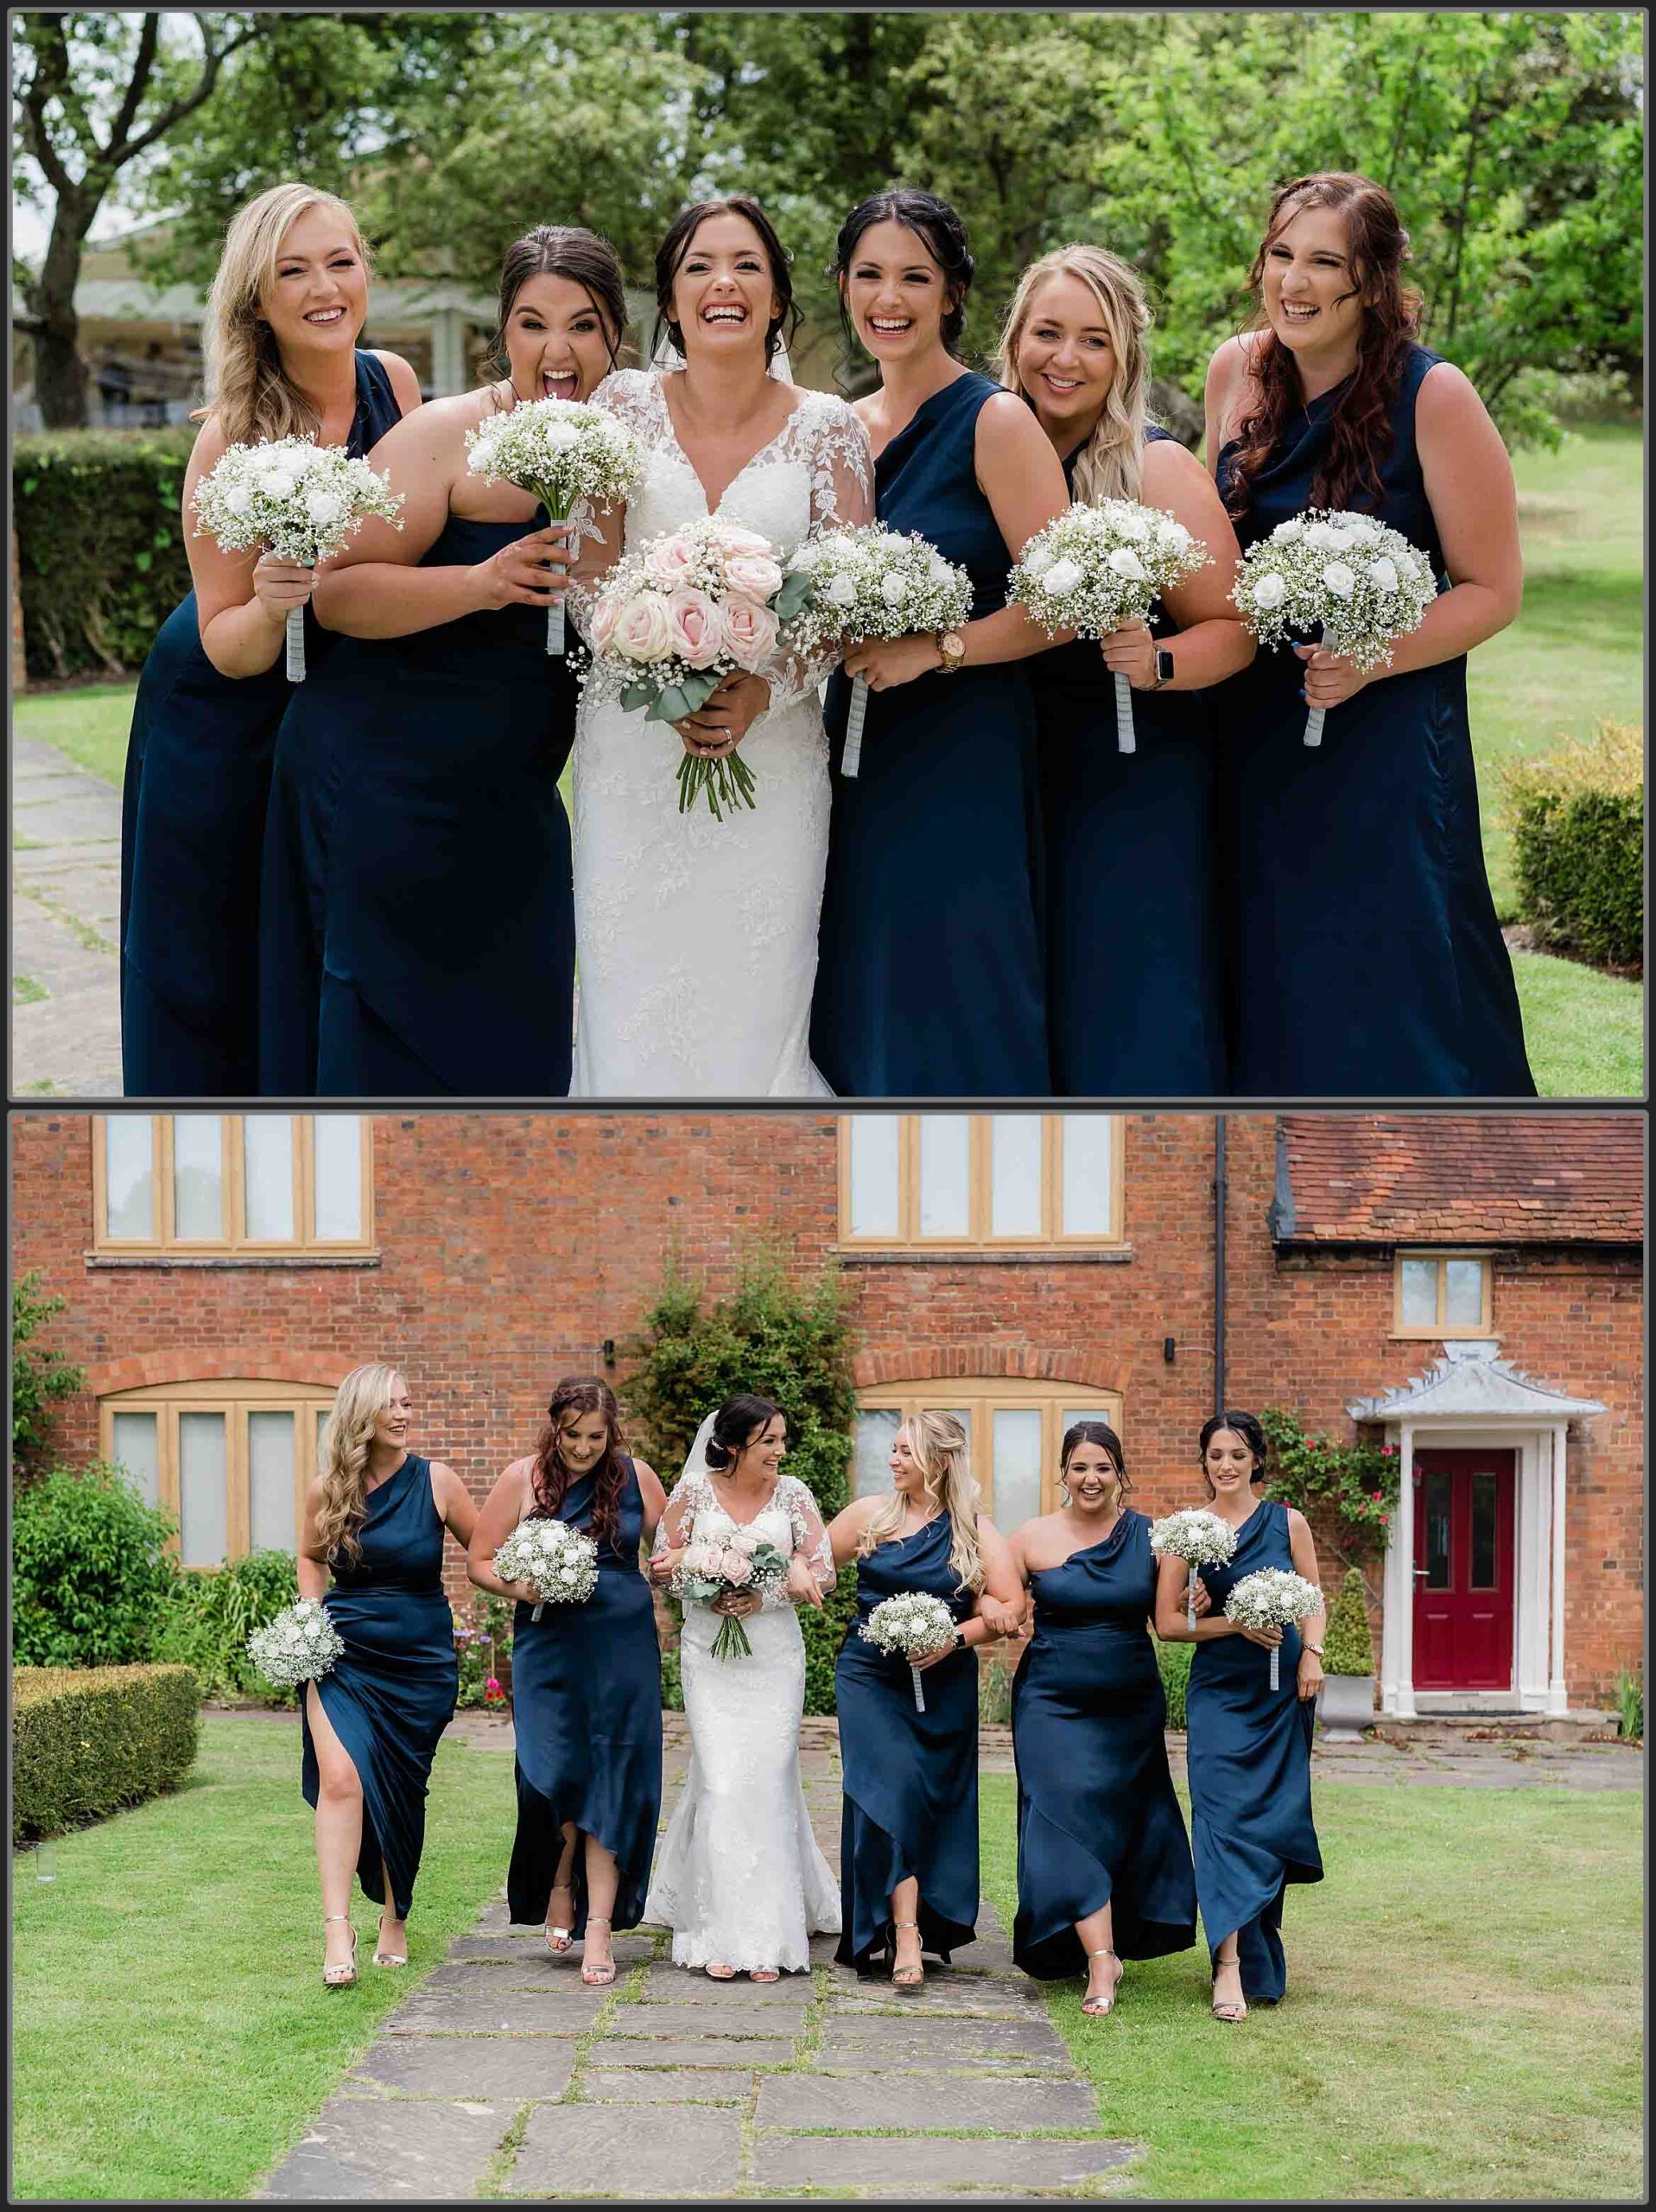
[530,1376,628,1550]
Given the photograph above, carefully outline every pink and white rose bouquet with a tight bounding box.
[674,1523,792,1659]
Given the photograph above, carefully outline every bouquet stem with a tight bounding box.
[1114,669,1137,754]
[1188,1579,1198,1630]
[547,598,566,658]
[285,604,306,683]
[910,1664,926,1714]
[1270,1644,1281,1693]
[1303,624,1329,747]
[531,1600,545,1623]
[841,675,870,777]
[711,1612,754,1662]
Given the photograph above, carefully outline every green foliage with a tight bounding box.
[453,1593,514,1711]
[1323,1567,1378,1677]
[12,1270,85,1472]
[12,1663,200,1841]
[1614,1666,1642,1744]
[13,428,195,677]
[659,1638,684,1713]
[1506,721,1643,971]
[978,1654,1015,1726]
[1259,1407,1399,1546]
[151,1550,299,1703]
[12,1462,180,1668]
[1157,1636,1193,1732]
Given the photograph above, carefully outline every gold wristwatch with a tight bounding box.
[936,628,968,675]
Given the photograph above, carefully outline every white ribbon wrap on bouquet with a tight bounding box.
[841,674,870,776]
[1304,623,1329,747]
[285,605,307,683]
[910,1663,926,1713]
[1114,669,1137,754]
[1270,1643,1281,1692]
[1188,1577,1199,1630]
[547,597,566,657]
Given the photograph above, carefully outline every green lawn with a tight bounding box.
[13,678,136,788]
[10,1715,517,2203]
[980,1770,1643,2202]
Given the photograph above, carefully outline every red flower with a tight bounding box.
[485,1676,505,1705]
[1378,1515,1389,1526]
[1380,1446,1395,1457]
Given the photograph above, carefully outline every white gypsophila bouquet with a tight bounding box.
[245,1597,345,1688]
[1230,509,1437,747]
[191,436,404,682]
[674,1525,792,1660]
[584,516,815,820]
[494,1517,600,1622]
[1149,1508,1240,1629]
[1008,499,1212,756]
[463,399,644,657]
[784,524,973,777]
[860,1589,959,1713]
[1223,1567,1323,1691]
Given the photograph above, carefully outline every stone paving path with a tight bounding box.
[11,733,124,1096]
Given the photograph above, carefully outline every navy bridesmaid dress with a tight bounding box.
[258,512,578,1096]
[834,1514,980,1972]
[301,1450,459,1916]
[1215,343,1535,1096]
[811,372,1048,1097]
[1187,1497,1322,2001]
[120,351,403,1096]
[1032,433,1225,1096]
[1012,1510,1196,1977]
[506,1459,663,1936]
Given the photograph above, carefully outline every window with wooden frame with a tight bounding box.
[1393,1250,1494,1338]
[93,1114,372,1255]
[838,1114,1123,1249]
[99,1382,341,1565]
[853,1381,1125,1533]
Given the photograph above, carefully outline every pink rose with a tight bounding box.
[589,592,620,656]
[723,552,784,604]
[720,1550,754,1587]
[668,588,726,668]
[646,533,697,587]
[726,1527,763,1556]
[723,598,778,671]
[683,1540,721,1577]
[612,590,676,664]
[710,523,773,561]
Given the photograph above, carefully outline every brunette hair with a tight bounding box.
[1223,172,1422,522]
[200,182,371,447]
[702,1393,784,1471]
[482,226,627,391]
[1198,1408,1270,1498]
[654,198,799,365]
[1060,1419,1133,1507]
[998,244,1152,505]
[530,1376,629,1549]
[831,188,974,359]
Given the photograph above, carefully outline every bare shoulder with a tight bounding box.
[975,385,1042,450]
[1204,334,1258,426]
[1414,358,1490,431]
[630,1454,660,1487]
[371,348,424,414]
[1141,432,1212,499]
[428,1457,464,1494]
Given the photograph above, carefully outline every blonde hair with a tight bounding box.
[997,244,1152,506]
[314,1362,401,1565]
[858,1410,984,1593]
[201,182,371,448]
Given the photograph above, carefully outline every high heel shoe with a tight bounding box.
[1210,1956,1247,2023]
[373,1912,408,1968]
[321,1915,358,1988]
[891,1918,924,1991]
[581,1915,617,1987]
[544,1881,576,1956]
[1081,1947,1121,2018]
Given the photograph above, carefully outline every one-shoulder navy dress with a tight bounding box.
[258,511,578,1096]
[120,352,403,1097]
[834,1514,980,1971]
[1187,1497,1322,2001]
[1215,344,1534,1096]
[301,1450,458,1917]
[506,1459,663,1936]
[811,372,1048,1097]
[1012,1510,1196,1977]
[1031,434,1226,1096]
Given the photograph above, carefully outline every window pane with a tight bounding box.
[991,1408,1043,1531]
[244,1116,295,1241]
[1061,1116,1114,1235]
[988,1116,1043,1238]
[853,1409,900,1498]
[105,1116,155,1238]
[1423,1471,1451,1589]
[249,1411,297,1554]
[1444,1259,1486,1327]
[172,1115,224,1239]
[917,1116,971,1237]
[1469,1471,1498,1589]
[178,1411,229,1567]
[317,1407,331,1469]
[1399,1259,1439,1329]
[313,1116,363,1241]
[110,1410,160,1510]
[847,1116,901,1239]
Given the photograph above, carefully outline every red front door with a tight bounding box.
[1412,1449,1516,1691]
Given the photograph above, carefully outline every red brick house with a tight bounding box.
[10,1109,1642,1708]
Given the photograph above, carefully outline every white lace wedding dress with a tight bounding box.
[644,1467,841,1973]
[568,368,873,1097]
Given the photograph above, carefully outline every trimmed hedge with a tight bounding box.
[1323,1567,1377,1676]
[13,1664,200,1841]
[14,427,197,679]
[1505,721,1644,973]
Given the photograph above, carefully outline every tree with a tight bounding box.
[12,1271,86,1478]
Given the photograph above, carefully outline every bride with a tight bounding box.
[645,1394,841,1977]
[568,197,873,1097]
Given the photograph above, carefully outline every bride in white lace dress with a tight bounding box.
[645,1395,841,1978]
[568,200,872,1097]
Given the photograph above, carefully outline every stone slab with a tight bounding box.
[756,2133,1137,2195]
[607,2001,809,2038]
[384,1986,606,2036]
[10,793,124,842]
[640,1963,813,2005]
[817,2014,1069,2066]
[449,1931,655,1964]
[580,2070,751,2104]
[258,2093,510,2198]
[350,2037,574,2101]
[585,2035,794,2069]
[505,2104,745,2197]
[828,1974,1049,2024]
[754,2073,1098,2133]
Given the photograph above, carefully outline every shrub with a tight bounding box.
[13,1273,86,1477]
[1157,1637,1193,1731]
[1259,1407,1398,1548]
[152,1550,300,1702]
[12,1463,178,1667]
[978,1654,1017,1726]
[13,1664,200,1841]
[1615,1665,1642,1743]
[14,427,198,678]
[453,1594,513,1711]
[1504,721,1643,973]
[1322,1567,1377,1676]
[659,1641,684,1713]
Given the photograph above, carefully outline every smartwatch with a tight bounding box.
[1150,646,1176,690]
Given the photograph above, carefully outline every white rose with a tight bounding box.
[1113,511,1152,542]
[929,555,955,587]
[259,470,299,499]
[1156,518,1193,550]
[538,423,577,450]
[1042,557,1084,596]
[1023,543,1055,578]
[826,573,859,608]
[1107,547,1148,582]
[1306,522,1341,551]
[305,491,344,528]
[879,573,911,607]
[1366,556,1399,594]
[1250,572,1288,610]
[222,486,253,517]
[1272,518,1305,543]
[1321,562,1357,598]
[558,1564,579,1581]
[1341,519,1380,547]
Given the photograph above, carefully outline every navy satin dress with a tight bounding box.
[1215,344,1534,1096]
[811,372,1048,1097]
[1187,1497,1322,2001]
[834,1515,980,1971]
[301,1451,459,1917]
[120,353,402,1097]
[506,1459,663,1936]
[1032,433,1225,1096]
[258,511,577,1096]
[1012,1510,1196,1977]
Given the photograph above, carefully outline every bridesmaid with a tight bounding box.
[809,189,1071,1097]
[259,225,625,1096]
[121,182,416,1096]
[999,245,1253,1096]
[1206,171,1535,1096]
[825,1412,1024,1987]
[1155,1410,1325,2023]
[298,1363,473,1987]
[1006,1421,1197,2017]
[466,1377,665,1988]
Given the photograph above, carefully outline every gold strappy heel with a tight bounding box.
[321,1915,358,1988]
[373,1912,407,1968]
[581,1915,617,1987]
[891,1918,924,1991]
[1211,1954,1247,2023]
[544,1881,576,1956]
[1082,1946,1121,2018]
